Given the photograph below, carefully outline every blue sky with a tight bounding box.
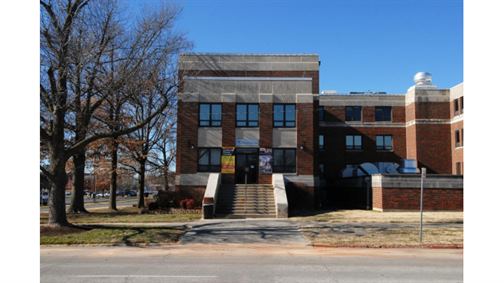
[124,0,462,93]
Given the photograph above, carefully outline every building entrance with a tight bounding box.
[235,148,259,184]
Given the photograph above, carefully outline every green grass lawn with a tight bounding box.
[40,225,186,245]
[40,207,201,224]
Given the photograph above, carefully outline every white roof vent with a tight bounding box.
[414,72,433,86]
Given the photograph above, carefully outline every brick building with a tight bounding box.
[175,53,463,213]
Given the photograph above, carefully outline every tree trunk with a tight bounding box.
[109,139,118,210]
[47,154,70,226]
[68,150,88,213]
[137,160,146,208]
[163,165,169,191]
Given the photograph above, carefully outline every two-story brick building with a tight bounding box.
[175,53,463,214]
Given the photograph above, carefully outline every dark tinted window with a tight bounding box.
[236,104,259,127]
[273,104,296,127]
[376,135,393,150]
[345,106,362,121]
[199,103,221,127]
[345,135,362,150]
[272,148,296,173]
[375,106,392,121]
[198,148,221,172]
[319,134,325,150]
[318,106,325,121]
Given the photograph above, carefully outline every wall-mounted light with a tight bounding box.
[188,141,195,149]
[299,144,305,150]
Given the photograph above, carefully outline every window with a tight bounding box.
[236,104,259,127]
[454,99,459,114]
[460,97,464,112]
[455,129,461,147]
[376,135,393,151]
[375,106,392,122]
[199,103,222,127]
[345,106,362,121]
[345,135,362,150]
[273,104,296,127]
[272,148,296,173]
[318,106,325,121]
[319,134,325,150]
[198,148,221,172]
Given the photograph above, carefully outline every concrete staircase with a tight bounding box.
[215,184,276,218]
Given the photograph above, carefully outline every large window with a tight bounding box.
[319,134,325,150]
[199,103,222,127]
[273,104,296,127]
[345,106,362,121]
[236,104,259,127]
[376,135,393,151]
[375,106,392,122]
[198,148,221,172]
[272,148,296,173]
[345,135,362,150]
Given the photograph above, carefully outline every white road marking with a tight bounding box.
[73,275,217,278]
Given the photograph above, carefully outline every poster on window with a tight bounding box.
[259,148,272,174]
[221,147,235,174]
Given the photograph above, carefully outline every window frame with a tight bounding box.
[198,103,222,127]
[272,148,296,173]
[376,135,393,151]
[318,106,325,121]
[197,147,222,172]
[273,104,296,128]
[375,106,392,122]
[345,135,363,151]
[345,106,362,122]
[319,134,325,151]
[455,129,461,147]
[235,103,259,127]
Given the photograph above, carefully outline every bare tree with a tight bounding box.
[149,110,177,191]
[40,0,191,226]
[120,68,178,208]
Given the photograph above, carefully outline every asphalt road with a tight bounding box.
[40,246,463,283]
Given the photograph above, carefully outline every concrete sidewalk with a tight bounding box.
[180,219,308,245]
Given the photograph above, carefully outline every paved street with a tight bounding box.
[41,246,462,283]
[40,197,137,212]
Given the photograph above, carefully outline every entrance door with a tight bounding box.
[235,148,259,184]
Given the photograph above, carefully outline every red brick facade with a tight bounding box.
[373,187,463,211]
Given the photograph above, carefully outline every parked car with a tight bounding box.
[103,192,110,197]
[95,192,104,198]
[40,191,49,205]
[125,190,137,197]
[65,191,71,196]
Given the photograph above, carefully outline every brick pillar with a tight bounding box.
[221,102,236,184]
[176,100,198,174]
[259,103,272,184]
[297,103,314,175]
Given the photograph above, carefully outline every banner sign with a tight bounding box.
[259,148,272,174]
[221,147,235,174]
[236,138,259,147]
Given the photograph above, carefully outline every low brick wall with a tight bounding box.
[372,174,463,211]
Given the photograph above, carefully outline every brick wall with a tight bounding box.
[297,103,315,175]
[373,187,463,211]
[176,101,198,174]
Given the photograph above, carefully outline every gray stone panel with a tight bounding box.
[198,128,222,147]
[272,128,297,147]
